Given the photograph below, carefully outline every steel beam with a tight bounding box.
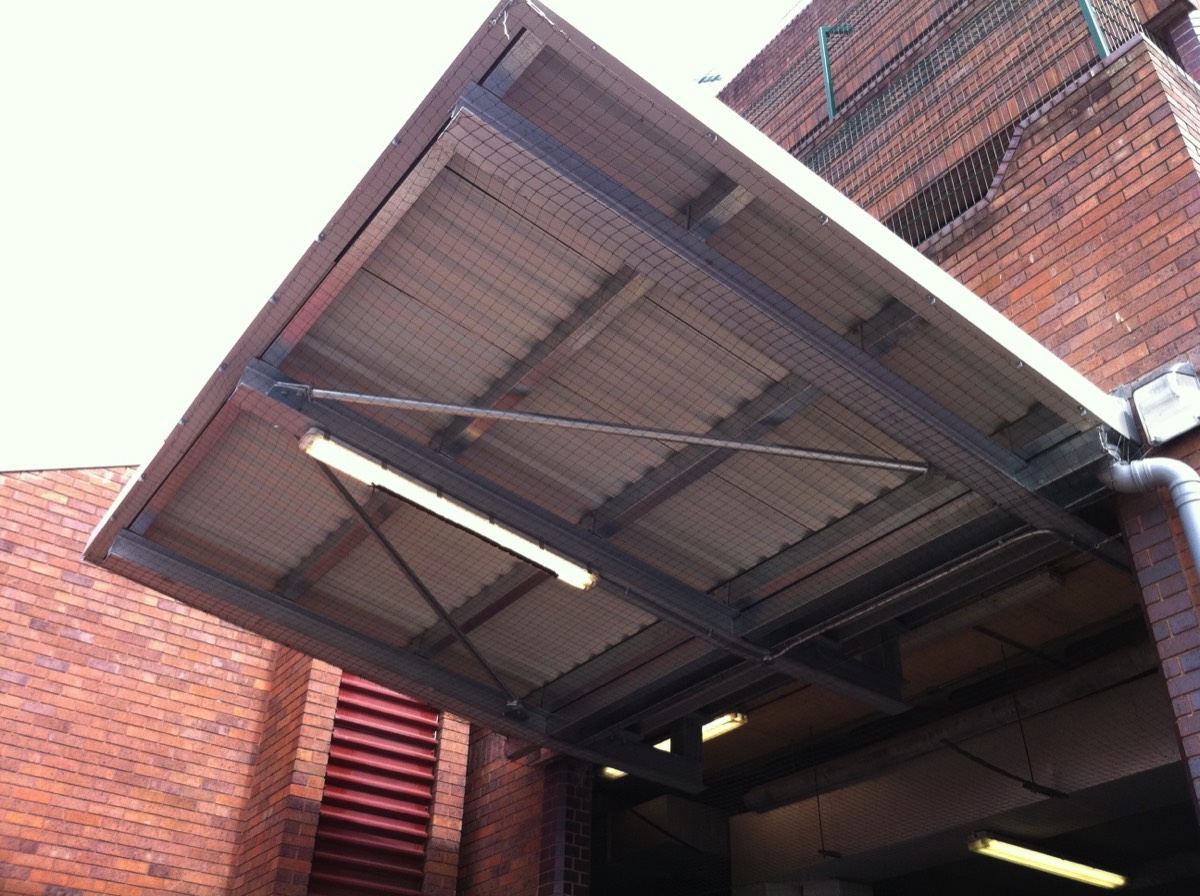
[274,490,399,600]
[271,267,647,625]
[480,28,545,97]
[449,84,1125,567]
[437,266,649,455]
[536,476,972,713]
[108,529,703,791]
[742,642,1159,810]
[592,372,824,537]
[687,173,754,240]
[409,566,551,656]
[245,360,740,636]
[544,454,1107,745]
[241,359,907,713]
[532,496,1045,743]
[111,531,543,726]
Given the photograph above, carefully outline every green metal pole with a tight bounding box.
[1077,0,1111,57]
[819,24,854,120]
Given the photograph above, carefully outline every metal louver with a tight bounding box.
[308,675,440,896]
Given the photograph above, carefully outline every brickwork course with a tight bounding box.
[0,468,278,893]
[458,731,546,894]
[423,712,471,896]
[928,40,1200,389]
[457,731,593,896]
[0,468,468,894]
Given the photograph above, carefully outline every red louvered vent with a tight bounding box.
[308,674,440,896]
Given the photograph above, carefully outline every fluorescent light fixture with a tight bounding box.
[968,835,1126,889]
[699,712,749,741]
[300,429,597,590]
[601,712,748,779]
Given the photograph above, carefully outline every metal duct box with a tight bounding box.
[1132,367,1200,446]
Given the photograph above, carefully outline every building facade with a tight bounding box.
[4,1,1200,894]
[0,467,469,895]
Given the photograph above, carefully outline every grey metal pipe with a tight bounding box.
[1101,456,1200,572]
[292,384,929,474]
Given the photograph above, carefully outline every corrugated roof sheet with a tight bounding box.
[87,1,1136,789]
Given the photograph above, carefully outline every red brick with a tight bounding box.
[0,468,280,892]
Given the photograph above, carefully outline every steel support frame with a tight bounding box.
[108,529,703,791]
[240,359,907,714]
[538,433,1115,743]
[449,84,1124,568]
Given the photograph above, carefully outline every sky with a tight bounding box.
[0,0,806,473]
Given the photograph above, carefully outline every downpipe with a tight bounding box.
[1100,454,1200,573]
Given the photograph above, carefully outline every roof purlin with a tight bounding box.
[450,84,1126,568]
[107,529,702,791]
[239,360,908,715]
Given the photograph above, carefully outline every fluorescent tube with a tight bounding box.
[700,712,749,741]
[300,429,597,590]
[968,835,1125,889]
[601,712,748,779]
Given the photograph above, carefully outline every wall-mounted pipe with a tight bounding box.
[818,24,854,119]
[1100,456,1200,572]
[1076,0,1111,58]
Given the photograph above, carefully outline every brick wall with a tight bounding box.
[458,731,543,893]
[1113,429,1200,809]
[458,731,592,896]
[930,38,1200,389]
[721,0,965,151]
[231,649,341,896]
[1169,10,1200,81]
[424,712,470,896]
[722,1,1197,243]
[537,757,592,896]
[0,468,277,894]
[723,0,1186,147]
[0,468,470,894]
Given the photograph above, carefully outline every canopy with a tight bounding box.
[87,0,1135,790]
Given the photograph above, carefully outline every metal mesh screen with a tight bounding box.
[749,0,1147,246]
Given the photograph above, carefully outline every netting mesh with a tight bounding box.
[742,0,1147,246]
[116,1,1197,891]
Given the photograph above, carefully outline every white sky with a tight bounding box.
[0,0,805,472]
